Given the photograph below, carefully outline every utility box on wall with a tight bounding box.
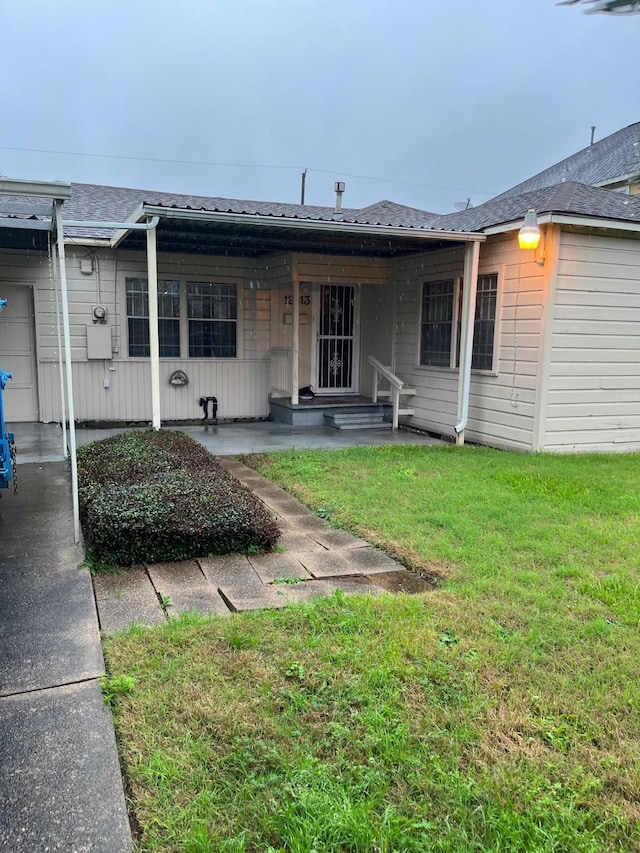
[86,325,113,360]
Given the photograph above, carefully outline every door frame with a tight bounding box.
[310,283,361,395]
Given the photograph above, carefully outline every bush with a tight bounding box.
[77,430,280,566]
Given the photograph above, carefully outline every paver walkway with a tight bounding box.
[94,458,431,631]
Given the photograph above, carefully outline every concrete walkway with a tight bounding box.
[0,463,132,852]
[94,458,431,631]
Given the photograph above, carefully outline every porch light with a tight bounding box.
[518,208,541,250]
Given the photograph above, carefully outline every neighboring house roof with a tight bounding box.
[494,121,640,200]
[60,183,437,239]
[428,181,640,233]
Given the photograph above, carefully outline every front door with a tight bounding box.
[316,284,359,393]
[0,284,38,421]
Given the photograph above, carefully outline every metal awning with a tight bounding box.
[109,204,485,258]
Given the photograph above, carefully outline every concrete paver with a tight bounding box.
[147,561,229,618]
[341,546,402,574]
[198,555,264,590]
[277,530,326,552]
[296,550,363,578]
[308,528,370,550]
[248,552,312,584]
[218,584,291,612]
[94,568,165,633]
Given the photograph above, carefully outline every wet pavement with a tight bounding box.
[0,462,132,852]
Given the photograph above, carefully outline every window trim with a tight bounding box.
[417,269,501,375]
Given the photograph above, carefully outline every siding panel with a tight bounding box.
[543,231,640,451]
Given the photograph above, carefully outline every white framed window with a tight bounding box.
[187,282,237,358]
[420,273,498,371]
[126,278,180,358]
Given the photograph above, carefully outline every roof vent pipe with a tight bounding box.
[333,182,345,220]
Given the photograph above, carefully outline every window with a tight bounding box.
[420,279,455,366]
[420,273,498,371]
[126,278,180,357]
[467,274,498,371]
[187,282,237,358]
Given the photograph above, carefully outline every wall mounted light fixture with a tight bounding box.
[518,208,541,250]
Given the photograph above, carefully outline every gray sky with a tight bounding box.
[1,0,639,213]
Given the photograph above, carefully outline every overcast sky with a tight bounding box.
[1,0,638,213]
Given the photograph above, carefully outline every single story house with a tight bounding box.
[1,122,639,453]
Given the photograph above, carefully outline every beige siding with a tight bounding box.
[21,246,272,422]
[391,235,547,450]
[359,284,394,394]
[543,231,640,452]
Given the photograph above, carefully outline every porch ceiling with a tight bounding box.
[117,217,467,258]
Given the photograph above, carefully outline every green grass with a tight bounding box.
[104,445,640,851]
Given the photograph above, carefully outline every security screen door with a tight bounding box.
[316,284,358,393]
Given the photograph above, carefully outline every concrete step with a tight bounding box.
[324,412,392,430]
[377,388,416,399]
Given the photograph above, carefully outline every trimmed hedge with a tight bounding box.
[77,430,280,566]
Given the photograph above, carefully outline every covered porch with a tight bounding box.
[115,205,486,442]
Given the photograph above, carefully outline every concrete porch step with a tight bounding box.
[324,412,392,430]
[377,388,416,399]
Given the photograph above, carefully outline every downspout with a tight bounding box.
[455,240,480,444]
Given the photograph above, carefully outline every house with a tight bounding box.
[1,121,639,454]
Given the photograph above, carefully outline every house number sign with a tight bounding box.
[283,294,311,306]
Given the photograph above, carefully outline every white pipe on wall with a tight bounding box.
[455,240,480,444]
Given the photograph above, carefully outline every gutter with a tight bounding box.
[483,213,640,236]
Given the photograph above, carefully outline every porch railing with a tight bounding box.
[369,356,415,429]
[270,347,293,397]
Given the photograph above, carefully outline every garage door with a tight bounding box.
[0,284,38,422]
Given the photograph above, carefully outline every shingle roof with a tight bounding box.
[493,122,640,201]
[427,181,640,233]
[60,183,437,238]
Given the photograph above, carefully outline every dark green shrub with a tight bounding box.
[77,430,280,566]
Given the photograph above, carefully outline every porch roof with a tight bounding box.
[113,204,484,257]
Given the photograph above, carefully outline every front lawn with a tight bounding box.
[104,445,640,852]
